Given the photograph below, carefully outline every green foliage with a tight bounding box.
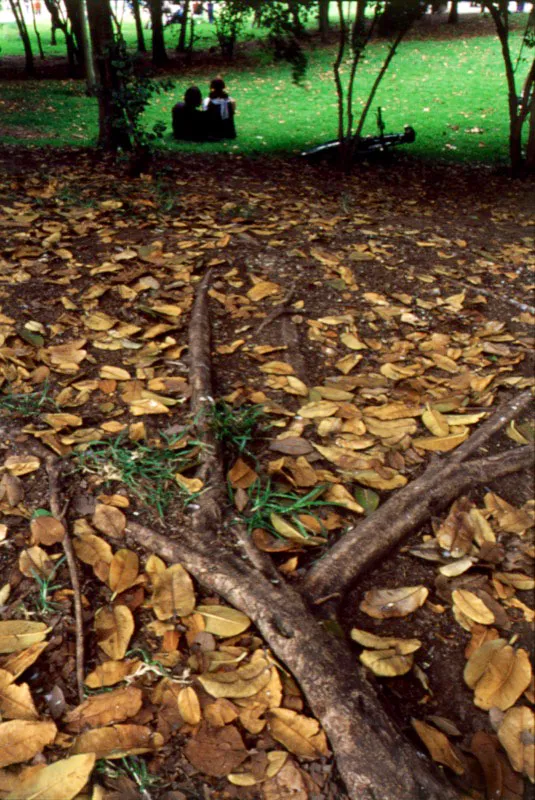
[210,402,267,457]
[76,432,203,516]
[244,479,334,539]
[0,382,55,418]
[31,556,66,615]
[96,756,160,792]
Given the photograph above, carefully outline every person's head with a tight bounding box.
[184,86,202,108]
[209,77,228,99]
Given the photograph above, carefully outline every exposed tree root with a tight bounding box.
[303,393,533,603]
[127,275,533,800]
[45,456,85,703]
[256,284,296,335]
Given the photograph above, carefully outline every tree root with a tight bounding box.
[127,274,533,800]
[45,456,85,703]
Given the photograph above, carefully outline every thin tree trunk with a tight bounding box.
[149,0,167,65]
[448,0,459,23]
[79,0,96,89]
[353,28,405,140]
[64,0,84,62]
[30,0,45,59]
[8,0,35,76]
[318,0,329,41]
[131,0,146,52]
[177,0,190,51]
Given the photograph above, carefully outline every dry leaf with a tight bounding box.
[151,564,195,620]
[178,687,202,725]
[195,605,251,637]
[30,516,66,546]
[94,605,135,660]
[85,659,141,689]
[360,586,428,619]
[464,640,532,710]
[268,709,329,760]
[411,719,465,775]
[73,533,113,567]
[0,621,50,654]
[71,724,163,759]
[497,706,534,781]
[452,589,495,625]
[360,649,416,677]
[0,719,57,767]
[262,759,308,800]
[422,405,450,437]
[3,455,40,476]
[198,656,271,699]
[350,629,421,653]
[0,682,39,720]
[108,549,139,595]
[64,686,143,732]
[412,429,469,451]
[92,504,126,540]
[184,722,247,777]
[7,753,96,800]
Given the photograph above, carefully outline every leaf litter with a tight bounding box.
[0,149,533,798]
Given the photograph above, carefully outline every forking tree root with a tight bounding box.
[127,273,533,800]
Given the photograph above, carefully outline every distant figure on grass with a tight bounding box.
[172,86,206,141]
[207,1,214,23]
[203,78,236,140]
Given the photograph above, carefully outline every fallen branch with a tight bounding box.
[256,285,296,335]
[45,456,85,704]
[302,391,533,603]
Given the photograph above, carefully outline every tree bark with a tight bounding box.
[448,0,459,23]
[8,0,35,76]
[177,0,190,51]
[149,0,168,65]
[318,0,329,41]
[131,0,146,52]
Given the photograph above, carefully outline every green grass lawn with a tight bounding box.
[0,13,531,166]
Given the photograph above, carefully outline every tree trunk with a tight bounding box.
[64,0,84,62]
[86,0,130,150]
[79,0,96,90]
[8,0,35,76]
[42,0,79,75]
[30,0,46,59]
[149,0,168,65]
[131,0,146,52]
[448,0,459,23]
[318,0,329,42]
[527,89,535,168]
[177,0,190,51]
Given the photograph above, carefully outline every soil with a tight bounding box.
[0,144,533,800]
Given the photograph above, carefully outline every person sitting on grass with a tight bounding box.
[172,86,206,141]
[203,78,236,140]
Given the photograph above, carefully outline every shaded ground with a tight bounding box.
[0,147,533,799]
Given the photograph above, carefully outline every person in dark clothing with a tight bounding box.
[203,78,236,140]
[172,86,206,141]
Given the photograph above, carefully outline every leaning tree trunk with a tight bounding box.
[131,0,146,52]
[64,0,84,63]
[149,0,168,65]
[449,0,459,23]
[86,0,130,150]
[8,0,35,76]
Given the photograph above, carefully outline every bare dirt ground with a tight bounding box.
[0,146,533,800]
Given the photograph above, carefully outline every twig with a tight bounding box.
[256,285,296,335]
[45,456,85,703]
[438,272,535,315]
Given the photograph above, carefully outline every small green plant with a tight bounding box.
[96,756,160,796]
[210,401,267,457]
[126,647,174,679]
[76,432,203,516]
[0,382,54,418]
[244,479,335,539]
[31,556,66,615]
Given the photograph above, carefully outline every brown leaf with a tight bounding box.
[151,563,195,620]
[184,722,247,777]
[7,753,96,800]
[497,706,534,781]
[360,649,415,677]
[177,687,202,725]
[0,719,57,767]
[0,682,39,720]
[3,455,40,476]
[228,459,258,489]
[73,533,113,568]
[411,720,465,775]
[198,655,271,699]
[108,549,139,595]
[92,504,126,539]
[268,709,329,760]
[84,659,141,689]
[94,605,135,660]
[30,515,66,547]
[71,724,163,759]
[452,589,495,625]
[464,640,532,710]
[0,621,50,654]
[195,605,251,638]
[64,686,143,732]
[360,586,428,619]
[262,759,309,800]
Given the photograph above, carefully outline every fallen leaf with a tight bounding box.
[178,687,202,725]
[198,656,271,699]
[268,709,329,760]
[464,640,532,710]
[412,429,469,451]
[0,719,57,767]
[360,648,416,676]
[360,586,428,618]
[64,686,142,732]
[30,516,65,546]
[0,621,50,654]
[85,659,141,689]
[108,549,139,595]
[184,722,247,777]
[92,504,126,539]
[411,719,465,775]
[3,455,40,476]
[0,682,39,720]
[497,706,534,781]
[151,564,195,620]
[94,605,135,660]
[6,753,96,800]
[195,605,251,637]
[452,589,495,625]
[71,724,163,759]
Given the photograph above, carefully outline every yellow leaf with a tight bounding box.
[130,398,171,415]
[85,659,141,689]
[497,706,534,781]
[323,484,363,514]
[178,687,202,725]
[0,720,57,767]
[335,353,362,374]
[411,720,465,775]
[108,549,140,595]
[360,586,428,619]
[196,606,251,638]
[268,709,329,760]
[247,281,281,302]
[73,533,113,567]
[0,682,39,720]
[99,366,131,381]
[298,400,338,419]
[92,504,126,539]
[422,405,450,437]
[340,332,367,350]
[412,428,469,452]
[452,590,495,625]
[94,605,134,660]
[354,469,408,491]
[360,648,415,676]
[464,642,532,711]
[350,629,421,654]
[71,724,163,759]
[3,455,40,476]
[64,687,142,732]
[7,754,96,800]
[151,564,195,620]
[174,473,204,494]
[259,362,294,375]
[198,657,271,700]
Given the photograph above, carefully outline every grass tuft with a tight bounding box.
[0,382,55,418]
[210,401,267,457]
